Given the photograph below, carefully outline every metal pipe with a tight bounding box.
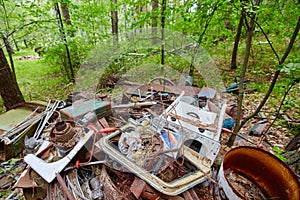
[34,101,60,138]
[56,173,76,200]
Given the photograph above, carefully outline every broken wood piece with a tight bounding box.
[188,188,200,200]
[183,190,193,200]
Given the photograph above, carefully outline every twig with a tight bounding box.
[264,81,295,134]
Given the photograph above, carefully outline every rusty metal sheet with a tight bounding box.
[124,82,201,97]
[98,117,110,128]
[140,183,160,200]
[13,168,38,189]
[130,177,146,199]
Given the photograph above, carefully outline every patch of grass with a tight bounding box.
[0,49,73,113]
[15,56,72,101]
[13,49,36,57]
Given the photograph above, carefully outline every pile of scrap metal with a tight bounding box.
[1,81,299,200]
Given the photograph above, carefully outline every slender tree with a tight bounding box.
[111,0,118,43]
[152,0,159,44]
[227,0,261,146]
[238,16,300,131]
[161,0,166,69]
[61,2,72,25]
[54,2,74,82]
[231,10,244,70]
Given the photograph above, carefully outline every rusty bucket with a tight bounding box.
[218,146,300,200]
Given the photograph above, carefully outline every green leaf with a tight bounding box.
[281,63,300,74]
[273,146,286,161]
[273,146,284,153]
[275,64,284,71]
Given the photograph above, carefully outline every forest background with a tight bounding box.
[0,0,299,139]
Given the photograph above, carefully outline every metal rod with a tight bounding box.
[34,100,51,138]
[34,101,59,138]
[56,173,76,200]
[75,169,85,197]
[66,175,89,200]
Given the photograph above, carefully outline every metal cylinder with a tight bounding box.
[218,146,300,200]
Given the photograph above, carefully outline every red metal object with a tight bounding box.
[100,127,118,133]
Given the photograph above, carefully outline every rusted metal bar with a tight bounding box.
[182,188,199,200]
[56,173,75,200]
[188,188,199,200]
[182,190,193,200]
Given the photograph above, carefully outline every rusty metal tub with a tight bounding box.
[218,146,300,200]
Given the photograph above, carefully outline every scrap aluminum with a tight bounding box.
[7,83,225,198]
[161,91,227,141]
[33,100,65,139]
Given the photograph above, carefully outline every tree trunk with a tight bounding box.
[231,11,244,70]
[152,0,159,44]
[55,3,74,82]
[61,2,74,37]
[111,0,118,43]
[0,48,24,110]
[2,36,16,82]
[61,2,72,25]
[161,0,166,69]
[227,0,261,147]
[138,5,143,32]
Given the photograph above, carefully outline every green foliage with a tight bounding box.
[12,49,72,103]
[281,63,300,76]
[43,38,89,81]
[273,146,286,161]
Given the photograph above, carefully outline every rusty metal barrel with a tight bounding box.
[218,146,300,200]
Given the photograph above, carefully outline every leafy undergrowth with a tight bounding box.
[210,37,300,137]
